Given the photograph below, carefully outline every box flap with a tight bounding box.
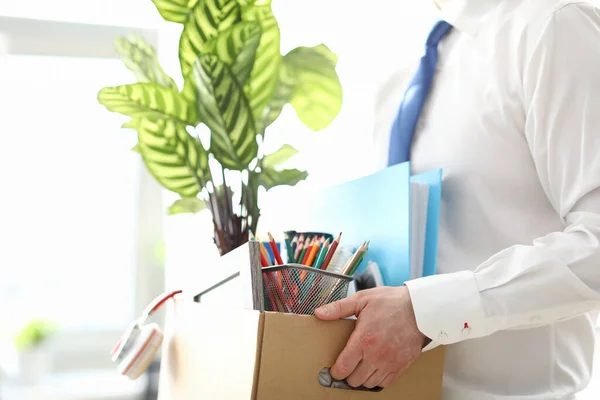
[256,312,444,399]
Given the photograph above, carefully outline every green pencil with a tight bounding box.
[313,239,330,269]
[348,241,370,275]
[285,237,294,263]
[296,246,308,264]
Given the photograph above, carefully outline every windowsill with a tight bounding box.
[1,369,145,400]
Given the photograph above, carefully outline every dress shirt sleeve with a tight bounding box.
[405,3,600,348]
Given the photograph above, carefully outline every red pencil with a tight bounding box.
[320,232,342,270]
[260,251,269,267]
[268,232,284,265]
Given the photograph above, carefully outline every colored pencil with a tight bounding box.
[320,232,342,270]
[260,250,270,267]
[313,239,330,269]
[348,241,369,275]
[291,236,298,262]
[301,237,315,265]
[259,241,272,265]
[294,242,304,263]
[297,243,308,264]
[305,240,320,266]
[341,242,367,275]
[285,237,294,263]
[268,232,284,265]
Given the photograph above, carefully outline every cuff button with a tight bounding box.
[462,327,471,338]
[438,331,448,342]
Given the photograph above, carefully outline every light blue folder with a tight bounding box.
[290,163,442,286]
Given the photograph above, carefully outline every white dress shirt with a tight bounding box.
[374,0,600,398]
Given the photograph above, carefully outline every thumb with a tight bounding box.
[315,295,361,321]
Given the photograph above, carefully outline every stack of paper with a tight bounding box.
[409,182,430,280]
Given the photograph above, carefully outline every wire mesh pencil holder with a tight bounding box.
[262,264,354,315]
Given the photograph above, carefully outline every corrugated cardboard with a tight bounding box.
[159,299,445,399]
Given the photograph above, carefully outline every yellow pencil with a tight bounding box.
[340,242,367,275]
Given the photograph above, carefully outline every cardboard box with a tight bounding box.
[158,299,445,399]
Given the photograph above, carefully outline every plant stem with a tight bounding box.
[221,165,235,248]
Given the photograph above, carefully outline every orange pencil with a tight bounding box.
[320,232,342,270]
[305,240,321,266]
[301,238,316,265]
[268,232,284,265]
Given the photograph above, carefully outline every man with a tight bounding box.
[315,0,600,398]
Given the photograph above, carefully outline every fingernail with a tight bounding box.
[317,306,328,315]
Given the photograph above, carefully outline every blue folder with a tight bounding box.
[289,163,442,286]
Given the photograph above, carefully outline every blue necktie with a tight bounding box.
[387,21,453,166]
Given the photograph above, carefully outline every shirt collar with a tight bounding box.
[439,0,502,36]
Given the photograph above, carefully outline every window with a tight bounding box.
[0,55,139,330]
[0,8,165,381]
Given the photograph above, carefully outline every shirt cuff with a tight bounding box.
[405,270,488,345]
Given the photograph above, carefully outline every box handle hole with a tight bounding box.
[317,367,383,392]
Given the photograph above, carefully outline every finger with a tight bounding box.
[363,369,388,389]
[346,361,376,388]
[330,334,364,380]
[315,295,361,321]
[380,371,400,388]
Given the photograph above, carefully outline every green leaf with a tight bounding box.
[98,83,199,126]
[192,54,258,170]
[168,197,207,215]
[283,44,342,131]
[260,61,295,130]
[114,34,177,89]
[258,167,308,191]
[122,119,138,130]
[180,20,261,102]
[136,117,209,197]
[151,0,198,23]
[15,320,57,351]
[242,3,282,120]
[131,144,141,153]
[179,0,241,78]
[213,22,262,86]
[262,144,299,168]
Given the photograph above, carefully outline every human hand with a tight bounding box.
[315,286,428,388]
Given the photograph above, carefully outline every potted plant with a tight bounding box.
[98,0,342,255]
[14,319,56,384]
